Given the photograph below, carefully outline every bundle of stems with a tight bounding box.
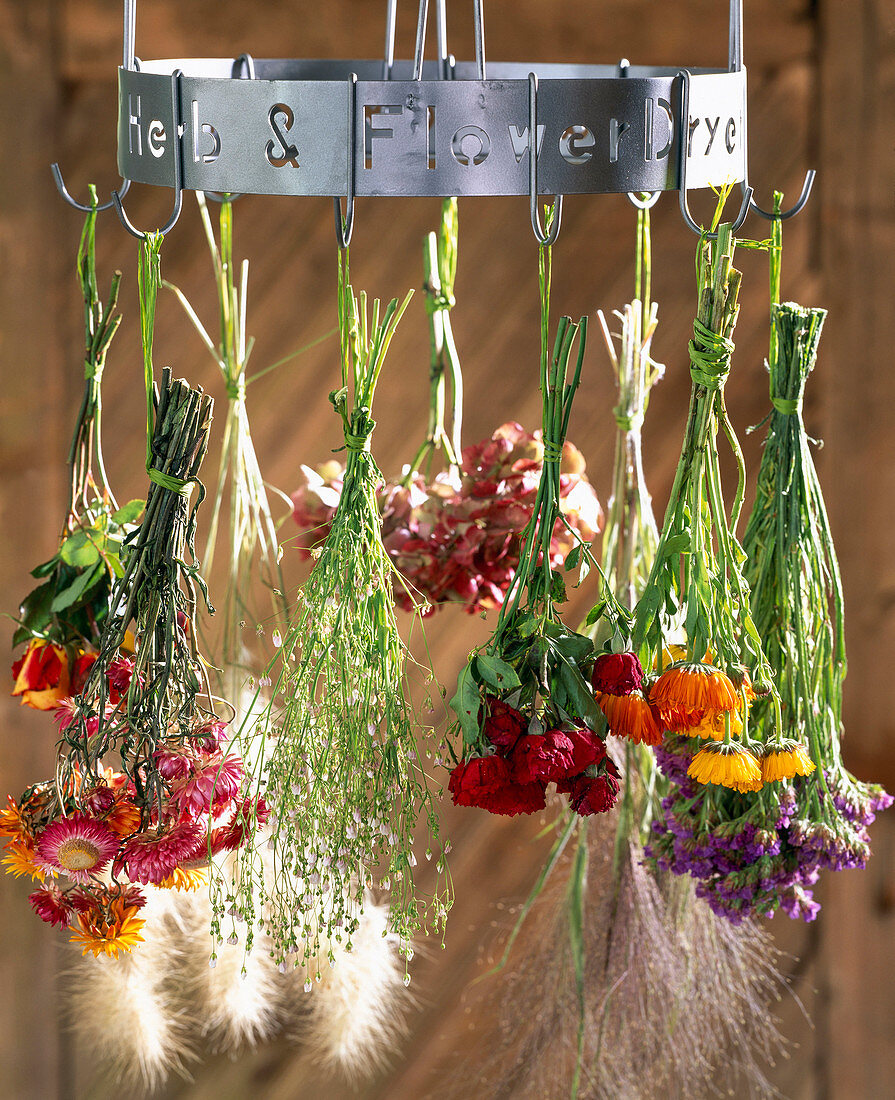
[405,197,463,483]
[228,253,451,977]
[60,236,215,817]
[165,194,288,699]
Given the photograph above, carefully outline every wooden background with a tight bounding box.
[1,1,893,1097]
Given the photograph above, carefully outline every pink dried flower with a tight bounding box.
[36,814,120,884]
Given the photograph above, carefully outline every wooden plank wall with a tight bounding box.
[0,2,892,1097]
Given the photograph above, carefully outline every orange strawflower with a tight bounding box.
[687,741,763,792]
[650,663,739,730]
[11,639,70,710]
[0,796,30,843]
[69,899,146,958]
[104,798,142,838]
[158,866,207,891]
[761,742,816,784]
[596,691,664,746]
[2,839,49,881]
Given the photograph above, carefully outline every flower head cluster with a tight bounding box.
[449,697,620,818]
[292,422,602,615]
[646,735,891,923]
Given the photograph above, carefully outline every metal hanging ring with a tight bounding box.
[334,73,358,248]
[205,54,257,204]
[528,73,562,246]
[677,69,751,239]
[112,69,185,239]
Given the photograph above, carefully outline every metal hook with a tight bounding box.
[677,70,752,239]
[51,166,132,213]
[334,74,358,249]
[205,55,257,204]
[627,191,661,210]
[112,69,185,239]
[412,0,430,80]
[741,169,816,221]
[473,0,486,80]
[528,73,562,246]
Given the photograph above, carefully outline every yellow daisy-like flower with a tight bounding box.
[158,866,207,891]
[761,742,816,784]
[69,901,146,959]
[1,840,49,880]
[679,707,745,741]
[0,796,29,842]
[654,644,714,671]
[688,742,763,791]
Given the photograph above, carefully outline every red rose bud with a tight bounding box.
[510,731,576,784]
[449,755,547,817]
[483,697,528,753]
[591,651,644,696]
[560,772,621,816]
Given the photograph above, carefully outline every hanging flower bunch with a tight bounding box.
[291,200,601,614]
[640,213,864,922]
[447,232,623,821]
[165,193,289,697]
[10,193,140,712]
[4,236,263,955]
[228,253,451,982]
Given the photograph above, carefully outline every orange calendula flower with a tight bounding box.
[761,742,816,784]
[0,796,30,843]
[688,741,763,791]
[654,643,714,671]
[69,900,146,958]
[650,663,739,730]
[11,639,70,710]
[2,839,49,881]
[596,691,663,746]
[158,866,207,891]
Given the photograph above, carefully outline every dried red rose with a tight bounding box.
[560,773,621,816]
[483,697,528,753]
[564,729,607,773]
[448,755,547,817]
[510,732,576,784]
[591,651,644,696]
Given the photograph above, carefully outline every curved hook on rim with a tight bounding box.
[627,190,662,211]
[112,70,185,240]
[335,73,358,249]
[51,164,132,213]
[528,73,562,246]
[743,169,816,221]
[678,69,752,239]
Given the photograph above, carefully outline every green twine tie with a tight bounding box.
[542,440,564,462]
[689,317,734,390]
[426,290,456,313]
[345,407,375,453]
[226,375,246,401]
[771,396,802,415]
[613,408,645,432]
[148,467,193,496]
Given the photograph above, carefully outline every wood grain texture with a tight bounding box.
[0,2,891,1099]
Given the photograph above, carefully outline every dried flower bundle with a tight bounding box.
[225,254,451,978]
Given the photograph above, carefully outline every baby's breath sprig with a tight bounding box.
[228,253,451,978]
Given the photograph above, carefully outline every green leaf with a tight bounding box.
[544,621,593,663]
[17,581,54,633]
[111,499,145,525]
[474,654,521,693]
[50,561,105,613]
[449,662,482,745]
[564,545,581,572]
[59,529,101,568]
[662,530,692,557]
[557,656,603,730]
[514,613,540,639]
[550,571,568,604]
[584,600,606,628]
[30,557,59,579]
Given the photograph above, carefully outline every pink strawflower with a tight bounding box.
[53,698,101,737]
[170,753,245,817]
[36,814,120,884]
[106,655,137,705]
[153,746,192,781]
[210,797,270,854]
[118,821,204,885]
[192,720,230,755]
[29,883,74,927]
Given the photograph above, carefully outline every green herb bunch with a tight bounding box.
[230,254,451,979]
[13,192,141,665]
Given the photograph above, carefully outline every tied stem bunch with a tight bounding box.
[233,256,451,979]
[166,194,289,697]
[448,234,623,823]
[11,195,141,714]
[291,200,602,616]
[739,254,890,913]
[4,237,265,959]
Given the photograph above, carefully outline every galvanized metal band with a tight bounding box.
[118,59,746,199]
